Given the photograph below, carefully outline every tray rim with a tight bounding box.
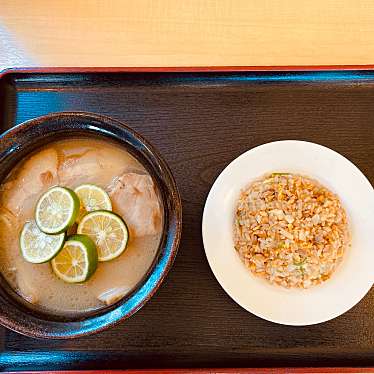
[4,369,374,373]
[1,64,374,371]
[2,64,374,79]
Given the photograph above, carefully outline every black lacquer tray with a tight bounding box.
[0,67,373,371]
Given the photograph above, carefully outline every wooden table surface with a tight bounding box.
[1,0,374,71]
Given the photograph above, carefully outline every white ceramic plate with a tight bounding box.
[202,140,374,326]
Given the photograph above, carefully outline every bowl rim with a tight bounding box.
[0,111,182,338]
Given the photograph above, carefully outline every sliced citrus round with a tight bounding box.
[51,234,98,283]
[77,210,129,262]
[74,184,112,222]
[35,186,80,234]
[20,221,65,264]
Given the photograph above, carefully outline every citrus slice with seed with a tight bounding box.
[74,184,112,222]
[20,221,65,263]
[35,186,80,234]
[77,210,129,262]
[51,234,98,283]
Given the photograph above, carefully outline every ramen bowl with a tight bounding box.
[0,112,182,338]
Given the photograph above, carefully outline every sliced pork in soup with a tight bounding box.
[0,138,163,314]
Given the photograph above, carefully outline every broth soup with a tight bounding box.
[0,138,163,314]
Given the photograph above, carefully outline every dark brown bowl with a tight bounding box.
[0,111,182,339]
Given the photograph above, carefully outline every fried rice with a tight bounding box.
[234,173,350,289]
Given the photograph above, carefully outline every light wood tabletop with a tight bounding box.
[1,0,374,71]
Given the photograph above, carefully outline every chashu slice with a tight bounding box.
[58,147,140,188]
[1,148,59,218]
[109,173,162,237]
